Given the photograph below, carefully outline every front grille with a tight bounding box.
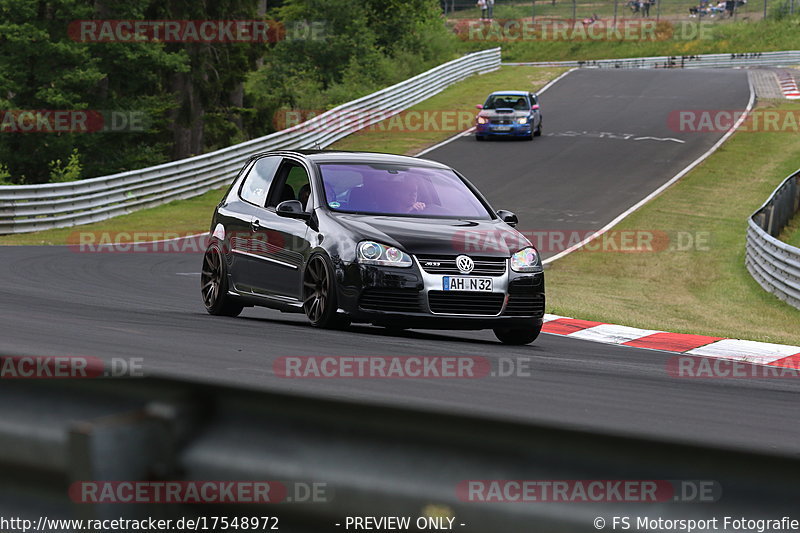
[417,256,506,276]
[428,291,505,316]
[359,288,422,313]
[490,118,513,125]
[505,293,545,317]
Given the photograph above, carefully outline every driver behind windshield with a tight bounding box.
[389,177,426,214]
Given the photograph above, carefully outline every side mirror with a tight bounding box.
[475,104,483,110]
[531,104,540,110]
[496,210,518,228]
[276,200,310,220]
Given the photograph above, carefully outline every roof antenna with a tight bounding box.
[313,140,322,150]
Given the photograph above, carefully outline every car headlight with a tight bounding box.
[477,116,489,124]
[516,117,529,124]
[510,247,540,272]
[357,241,412,267]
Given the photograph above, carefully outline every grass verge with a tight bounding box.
[449,0,751,20]
[331,66,566,155]
[545,100,800,345]
[779,211,800,249]
[454,16,800,62]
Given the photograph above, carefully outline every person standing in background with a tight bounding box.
[477,0,488,20]
[487,0,495,19]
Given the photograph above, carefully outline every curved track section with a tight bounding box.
[428,68,751,252]
[4,69,796,455]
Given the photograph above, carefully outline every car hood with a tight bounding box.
[330,213,531,257]
[478,107,531,119]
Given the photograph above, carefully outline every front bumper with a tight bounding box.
[336,257,545,330]
[476,121,532,137]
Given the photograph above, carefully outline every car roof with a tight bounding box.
[488,91,530,96]
[250,150,451,169]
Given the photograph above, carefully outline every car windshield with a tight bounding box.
[484,94,529,110]
[318,163,492,219]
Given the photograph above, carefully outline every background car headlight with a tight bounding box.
[357,241,412,267]
[510,247,540,272]
[516,117,529,124]
[477,116,489,124]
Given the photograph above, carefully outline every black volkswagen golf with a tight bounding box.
[201,150,545,344]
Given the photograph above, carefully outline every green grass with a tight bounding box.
[331,66,566,155]
[779,211,800,249]
[0,187,226,246]
[452,14,800,62]
[545,100,800,345]
[452,0,735,20]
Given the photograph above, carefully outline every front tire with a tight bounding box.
[534,121,543,137]
[303,254,349,329]
[201,243,244,317]
[476,135,485,142]
[493,322,542,345]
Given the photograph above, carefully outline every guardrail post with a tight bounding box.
[67,402,187,519]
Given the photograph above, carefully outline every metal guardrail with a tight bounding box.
[504,49,800,69]
[1,370,799,529]
[0,48,501,235]
[746,169,800,310]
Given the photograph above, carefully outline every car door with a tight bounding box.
[529,92,541,128]
[246,157,315,299]
[224,155,283,295]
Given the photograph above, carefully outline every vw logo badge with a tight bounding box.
[456,255,474,274]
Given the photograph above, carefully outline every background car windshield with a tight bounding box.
[319,163,492,219]
[485,94,529,110]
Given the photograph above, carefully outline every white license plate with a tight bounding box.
[443,277,493,291]
[493,126,511,131]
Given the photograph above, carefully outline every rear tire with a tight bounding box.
[201,242,244,317]
[476,135,485,141]
[493,322,542,345]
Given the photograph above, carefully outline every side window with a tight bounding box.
[240,156,281,207]
[267,160,312,211]
[530,93,538,106]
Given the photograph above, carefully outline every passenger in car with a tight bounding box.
[347,182,378,212]
[280,184,295,203]
[298,184,311,210]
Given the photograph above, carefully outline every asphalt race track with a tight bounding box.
[428,68,751,254]
[4,69,798,456]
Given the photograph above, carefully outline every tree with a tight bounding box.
[0,0,188,183]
